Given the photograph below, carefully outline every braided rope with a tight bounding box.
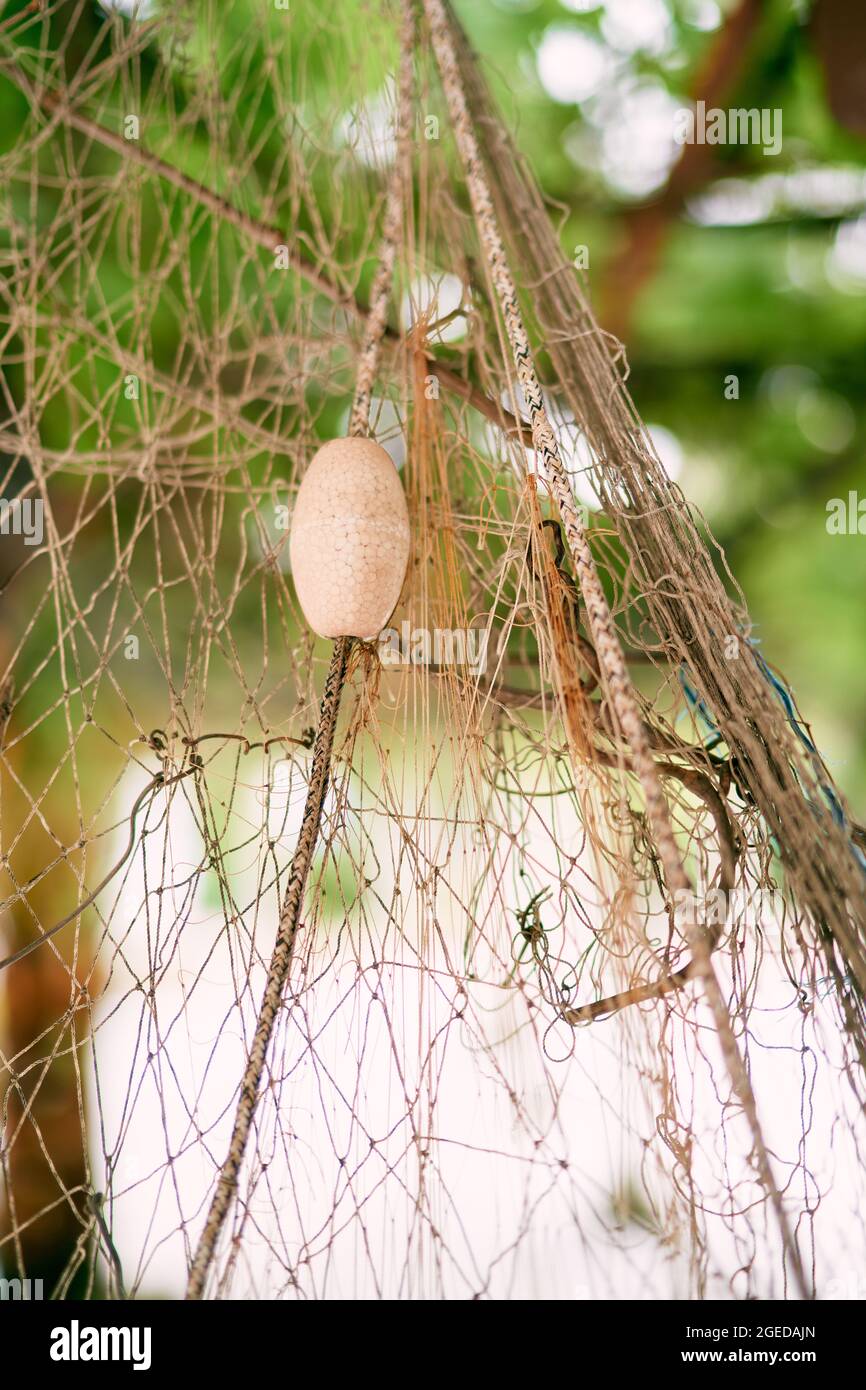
[185,10,416,1299]
[422,0,808,1299]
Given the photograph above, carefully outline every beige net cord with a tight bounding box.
[184,6,416,1301]
[421,0,809,1300]
[7,0,864,1302]
[447,12,866,1008]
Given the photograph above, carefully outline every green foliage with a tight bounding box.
[1,0,863,807]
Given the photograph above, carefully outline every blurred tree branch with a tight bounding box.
[2,62,534,448]
[599,0,766,342]
[812,0,866,136]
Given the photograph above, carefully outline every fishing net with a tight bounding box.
[1,0,865,1301]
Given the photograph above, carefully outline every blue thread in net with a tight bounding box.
[678,640,866,876]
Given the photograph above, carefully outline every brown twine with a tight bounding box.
[184,5,417,1300]
[422,0,810,1300]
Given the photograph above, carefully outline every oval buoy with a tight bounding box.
[289,437,410,640]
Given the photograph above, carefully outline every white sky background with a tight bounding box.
[85,731,866,1300]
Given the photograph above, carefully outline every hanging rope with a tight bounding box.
[184,6,417,1300]
[422,0,809,1300]
[446,6,866,1038]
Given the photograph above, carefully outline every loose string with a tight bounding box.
[0,765,196,975]
[422,0,809,1300]
[184,5,417,1300]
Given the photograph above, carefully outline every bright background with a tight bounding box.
[462,0,866,812]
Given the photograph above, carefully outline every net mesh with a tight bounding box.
[1,0,864,1300]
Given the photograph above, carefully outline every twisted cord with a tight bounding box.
[422,0,809,1300]
[185,636,350,1299]
[185,6,416,1300]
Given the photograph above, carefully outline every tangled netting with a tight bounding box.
[1,0,865,1301]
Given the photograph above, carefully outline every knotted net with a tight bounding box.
[0,0,864,1300]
